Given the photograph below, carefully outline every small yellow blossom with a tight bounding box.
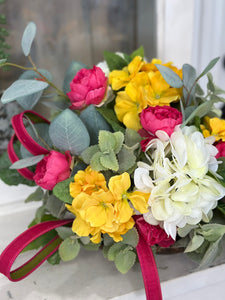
[109,56,144,90]
[70,166,107,198]
[114,72,148,131]
[201,116,225,141]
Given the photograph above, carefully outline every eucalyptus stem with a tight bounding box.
[3,62,33,71]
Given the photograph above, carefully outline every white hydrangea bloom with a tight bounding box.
[134,126,225,240]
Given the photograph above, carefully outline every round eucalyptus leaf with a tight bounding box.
[21,22,36,56]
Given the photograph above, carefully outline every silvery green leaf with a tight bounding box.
[197,57,220,80]
[24,122,53,150]
[56,226,74,240]
[200,224,225,242]
[9,154,44,169]
[19,69,52,81]
[184,105,197,120]
[49,109,90,155]
[45,194,66,218]
[107,243,127,261]
[80,105,112,145]
[207,72,215,92]
[182,63,197,105]
[1,80,48,104]
[115,249,136,274]
[184,234,204,253]
[81,145,100,164]
[98,131,124,154]
[63,61,88,94]
[21,22,37,56]
[90,152,107,171]
[121,227,139,247]
[124,128,142,147]
[100,150,119,171]
[199,238,222,268]
[178,224,198,237]
[25,187,44,203]
[155,64,183,88]
[195,83,204,95]
[117,146,136,173]
[59,238,80,261]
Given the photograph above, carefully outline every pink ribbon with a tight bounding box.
[0,219,73,281]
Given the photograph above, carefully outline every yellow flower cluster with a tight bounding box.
[109,56,182,131]
[201,116,225,141]
[66,166,149,243]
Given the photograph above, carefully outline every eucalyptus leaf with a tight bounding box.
[182,63,197,106]
[199,238,223,268]
[24,122,53,150]
[207,73,215,92]
[63,61,88,94]
[59,238,80,261]
[155,64,183,88]
[80,105,112,145]
[21,22,36,56]
[9,154,44,169]
[197,57,220,80]
[49,109,90,155]
[184,234,204,253]
[1,80,48,104]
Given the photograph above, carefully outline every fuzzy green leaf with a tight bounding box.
[59,238,80,261]
[117,146,136,173]
[98,131,124,154]
[49,109,90,155]
[25,187,44,203]
[35,206,46,223]
[115,249,136,274]
[107,243,127,261]
[100,150,119,171]
[200,224,225,242]
[155,64,183,88]
[121,227,139,247]
[103,234,114,247]
[199,238,223,268]
[53,177,74,204]
[82,242,101,251]
[81,145,100,164]
[178,224,198,238]
[45,194,66,218]
[103,50,128,71]
[56,227,74,240]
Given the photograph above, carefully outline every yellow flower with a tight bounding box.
[104,217,135,242]
[201,116,225,141]
[70,166,107,198]
[109,172,149,223]
[114,72,148,131]
[109,56,144,90]
[144,71,181,106]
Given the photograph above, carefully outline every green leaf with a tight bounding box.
[45,194,66,218]
[115,249,136,274]
[103,50,128,71]
[184,234,204,253]
[79,236,90,245]
[155,64,183,88]
[96,107,125,133]
[53,177,74,204]
[21,22,36,56]
[182,63,197,106]
[0,58,7,66]
[63,61,88,94]
[121,227,139,247]
[90,152,107,171]
[59,238,80,261]
[184,106,197,120]
[195,83,204,95]
[49,109,90,155]
[47,251,61,265]
[9,154,44,169]
[197,57,220,80]
[25,187,44,203]
[81,145,100,164]
[0,148,35,186]
[1,80,48,104]
[200,224,225,242]
[199,238,223,268]
[178,224,198,237]
[181,100,215,127]
[130,46,144,59]
[56,226,74,240]
[107,242,127,261]
[103,234,114,247]
[207,73,215,92]
[35,206,46,223]
[100,150,119,171]
[98,131,124,154]
[80,105,112,145]
[82,242,101,251]
[117,146,136,173]
[124,128,142,147]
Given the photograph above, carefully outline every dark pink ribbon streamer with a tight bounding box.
[0,219,73,281]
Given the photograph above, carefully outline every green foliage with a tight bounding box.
[96,107,125,133]
[155,64,183,88]
[56,226,74,240]
[21,22,36,56]
[59,237,80,261]
[103,50,128,71]
[107,242,127,261]
[45,194,66,219]
[99,131,124,154]
[130,46,144,59]
[0,2,10,62]
[81,241,101,251]
[1,80,48,104]
[182,63,197,106]
[49,109,90,155]
[63,61,88,94]
[121,227,139,247]
[47,251,61,265]
[9,154,44,169]
[53,177,74,205]
[0,148,35,186]
[197,57,220,80]
[25,187,44,203]
[115,248,136,274]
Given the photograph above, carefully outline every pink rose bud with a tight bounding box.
[140,105,183,137]
[33,151,72,190]
[67,66,107,110]
[216,141,225,158]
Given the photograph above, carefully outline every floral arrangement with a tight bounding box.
[1,22,225,298]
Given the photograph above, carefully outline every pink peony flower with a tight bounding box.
[67,66,107,110]
[216,141,225,158]
[34,151,72,190]
[134,215,175,247]
[140,105,183,137]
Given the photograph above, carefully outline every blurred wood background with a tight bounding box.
[0,0,156,152]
